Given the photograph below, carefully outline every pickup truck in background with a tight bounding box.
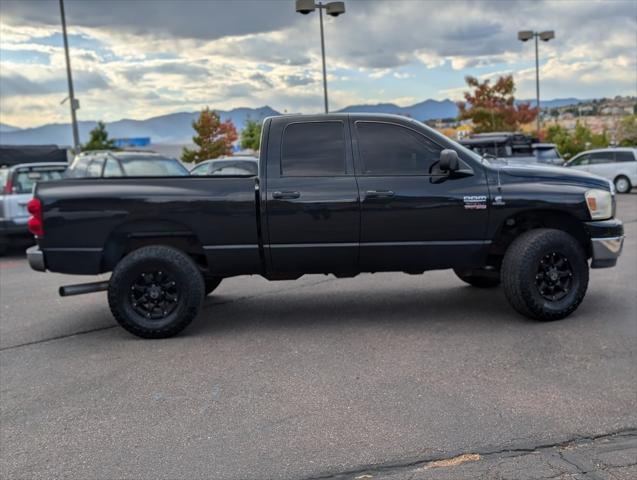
[26,114,624,338]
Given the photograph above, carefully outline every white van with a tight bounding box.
[566,148,637,193]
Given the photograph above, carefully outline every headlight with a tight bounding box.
[585,189,613,220]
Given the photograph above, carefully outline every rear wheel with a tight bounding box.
[614,175,631,194]
[453,268,500,288]
[108,245,204,338]
[502,229,588,321]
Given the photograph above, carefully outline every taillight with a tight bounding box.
[27,198,44,237]
[3,178,13,194]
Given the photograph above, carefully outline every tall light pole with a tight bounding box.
[295,0,345,113]
[59,0,80,152]
[518,30,555,138]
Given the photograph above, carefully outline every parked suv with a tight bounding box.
[68,151,189,178]
[1,162,67,254]
[565,148,637,193]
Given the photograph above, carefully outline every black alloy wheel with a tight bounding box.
[535,252,573,301]
[130,270,180,320]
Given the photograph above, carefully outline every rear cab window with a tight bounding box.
[281,122,347,176]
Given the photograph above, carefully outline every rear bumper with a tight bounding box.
[585,219,624,268]
[27,245,46,271]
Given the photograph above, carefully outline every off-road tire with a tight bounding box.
[453,268,500,288]
[108,245,204,338]
[614,175,632,194]
[502,228,588,321]
[204,277,222,295]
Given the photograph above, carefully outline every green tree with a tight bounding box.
[457,75,538,133]
[181,108,238,163]
[617,115,637,146]
[545,121,609,158]
[82,121,116,151]
[240,118,262,151]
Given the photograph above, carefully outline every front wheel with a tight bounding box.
[501,229,589,321]
[108,246,205,338]
[614,175,632,194]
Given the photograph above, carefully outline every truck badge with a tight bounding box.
[463,195,487,210]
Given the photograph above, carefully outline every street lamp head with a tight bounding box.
[517,30,534,42]
[326,1,345,17]
[539,30,555,42]
[295,0,315,14]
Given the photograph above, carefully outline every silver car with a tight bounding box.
[189,156,258,176]
[0,163,67,255]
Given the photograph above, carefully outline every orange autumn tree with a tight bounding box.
[457,75,538,133]
[182,107,238,163]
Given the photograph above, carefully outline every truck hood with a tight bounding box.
[496,164,612,191]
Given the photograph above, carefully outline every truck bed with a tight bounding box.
[35,176,261,275]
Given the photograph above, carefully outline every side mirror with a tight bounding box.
[439,149,459,172]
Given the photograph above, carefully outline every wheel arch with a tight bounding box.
[101,219,208,272]
[489,209,591,265]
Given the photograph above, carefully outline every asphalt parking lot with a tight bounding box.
[1,194,636,480]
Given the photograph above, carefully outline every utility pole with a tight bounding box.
[295,0,345,114]
[534,33,540,137]
[59,0,80,152]
[318,4,329,114]
[518,30,555,139]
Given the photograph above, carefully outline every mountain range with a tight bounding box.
[0,98,589,146]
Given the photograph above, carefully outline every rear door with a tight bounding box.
[352,119,490,272]
[265,117,360,275]
[587,151,615,180]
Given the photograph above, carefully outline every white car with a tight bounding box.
[565,148,637,193]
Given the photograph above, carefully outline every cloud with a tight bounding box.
[0,0,635,127]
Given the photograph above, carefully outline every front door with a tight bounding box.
[352,119,490,272]
[265,118,360,275]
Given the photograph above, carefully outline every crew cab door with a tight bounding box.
[352,119,490,272]
[264,117,360,275]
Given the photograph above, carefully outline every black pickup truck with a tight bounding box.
[26,114,624,338]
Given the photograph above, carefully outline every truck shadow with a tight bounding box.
[187,281,541,337]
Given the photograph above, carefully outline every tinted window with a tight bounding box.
[103,158,123,177]
[281,122,346,176]
[119,155,189,176]
[189,163,209,176]
[13,168,65,194]
[615,151,635,162]
[569,154,589,166]
[86,158,105,177]
[589,152,614,164]
[356,122,442,175]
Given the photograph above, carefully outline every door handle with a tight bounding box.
[365,190,395,198]
[272,191,301,199]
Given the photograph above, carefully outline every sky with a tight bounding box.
[0,0,635,128]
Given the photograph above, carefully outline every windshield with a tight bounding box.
[0,169,8,187]
[119,155,189,176]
